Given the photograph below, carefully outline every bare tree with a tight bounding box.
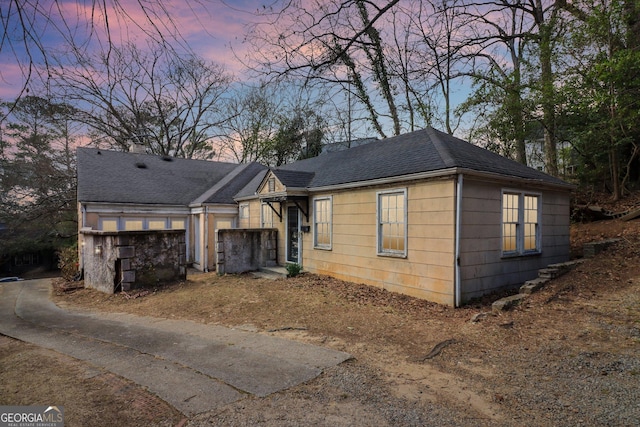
[397,0,471,135]
[50,42,233,159]
[218,84,282,163]
[0,0,196,99]
[456,0,532,163]
[244,0,402,139]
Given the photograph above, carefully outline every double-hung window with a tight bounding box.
[502,191,541,255]
[377,189,407,257]
[313,197,332,249]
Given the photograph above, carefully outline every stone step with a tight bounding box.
[538,268,561,279]
[492,293,527,312]
[583,238,621,258]
[520,277,550,294]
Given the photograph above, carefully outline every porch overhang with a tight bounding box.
[260,193,309,222]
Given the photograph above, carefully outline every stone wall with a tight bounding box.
[216,229,277,275]
[81,229,186,293]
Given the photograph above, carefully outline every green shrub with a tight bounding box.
[286,263,302,277]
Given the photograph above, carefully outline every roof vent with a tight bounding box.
[135,162,147,169]
[97,150,101,155]
[161,156,174,162]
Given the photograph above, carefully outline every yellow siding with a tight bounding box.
[258,171,286,194]
[301,179,456,306]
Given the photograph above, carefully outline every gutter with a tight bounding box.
[455,174,463,308]
[235,167,573,201]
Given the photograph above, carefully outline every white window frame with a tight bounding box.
[313,196,332,250]
[501,190,542,256]
[376,188,408,258]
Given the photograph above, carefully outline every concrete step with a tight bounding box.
[251,266,288,280]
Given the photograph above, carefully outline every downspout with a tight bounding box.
[80,205,86,273]
[203,206,209,272]
[455,174,463,308]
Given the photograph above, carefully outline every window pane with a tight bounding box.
[101,219,118,231]
[524,195,539,251]
[148,220,166,230]
[503,224,517,252]
[171,219,186,230]
[314,198,331,248]
[124,219,143,231]
[379,192,406,254]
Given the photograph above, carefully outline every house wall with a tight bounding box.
[81,229,186,294]
[300,178,457,306]
[79,203,190,269]
[458,178,571,302]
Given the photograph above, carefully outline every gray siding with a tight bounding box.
[459,178,571,302]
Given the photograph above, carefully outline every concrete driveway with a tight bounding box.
[0,279,351,416]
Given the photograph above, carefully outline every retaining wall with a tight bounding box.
[80,229,186,293]
[216,228,277,275]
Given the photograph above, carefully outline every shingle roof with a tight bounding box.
[77,147,261,205]
[199,162,267,204]
[271,169,315,188]
[269,127,569,189]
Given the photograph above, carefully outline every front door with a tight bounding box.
[287,206,300,263]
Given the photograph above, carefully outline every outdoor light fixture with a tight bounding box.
[94,245,102,255]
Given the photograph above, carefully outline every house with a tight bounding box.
[76,147,266,273]
[234,127,574,306]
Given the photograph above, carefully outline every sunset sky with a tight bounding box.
[0,0,266,99]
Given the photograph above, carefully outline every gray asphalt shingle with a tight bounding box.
[271,127,568,189]
[77,148,252,205]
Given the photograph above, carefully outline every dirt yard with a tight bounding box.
[2,201,639,426]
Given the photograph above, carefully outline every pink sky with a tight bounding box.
[0,0,263,99]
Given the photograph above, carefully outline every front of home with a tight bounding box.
[235,128,573,306]
[77,128,573,306]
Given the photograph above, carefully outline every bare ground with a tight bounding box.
[2,211,639,426]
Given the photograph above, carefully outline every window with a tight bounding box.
[502,191,540,255]
[239,203,250,220]
[314,197,332,249]
[268,177,276,192]
[124,219,144,231]
[148,219,166,230]
[100,218,119,231]
[170,219,186,230]
[261,203,274,228]
[377,189,407,257]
